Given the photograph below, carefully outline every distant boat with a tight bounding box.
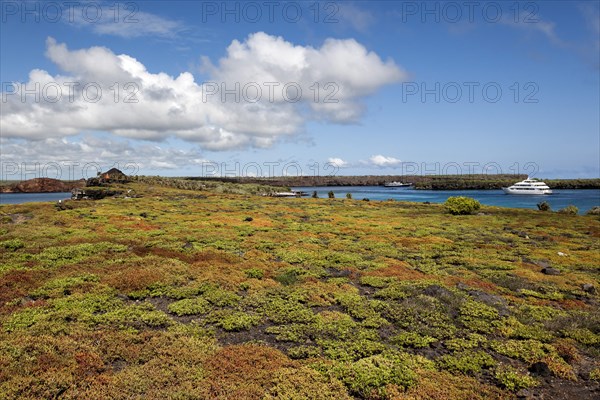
[384,181,412,187]
[502,178,552,195]
[268,191,308,197]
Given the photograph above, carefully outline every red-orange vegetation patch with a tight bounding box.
[130,245,200,264]
[0,270,41,306]
[363,262,428,280]
[75,351,107,378]
[558,299,590,310]
[132,221,160,231]
[202,344,293,399]
[553,338,582,364]
[23,299,48,309]
[399,368,508,400]
[248,218,273,228]
[185,264,247,290]
[191,249,239,264]
[586,226,600,238]
[104,265,165,293]
[109,216,136,222]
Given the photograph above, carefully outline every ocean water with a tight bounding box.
[0,192,72,205]
[2,188,599,215]
[293,186,600,214]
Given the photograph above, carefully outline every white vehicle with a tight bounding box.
[502,178,553,195]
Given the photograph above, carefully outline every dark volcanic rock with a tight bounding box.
[542,267,561,275]
[534,259,552,269]
[582,284,596,294]
[529,362,552,377]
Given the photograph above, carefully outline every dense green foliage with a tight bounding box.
[444,196,482,215]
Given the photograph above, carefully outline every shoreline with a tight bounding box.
[2,175,600,194]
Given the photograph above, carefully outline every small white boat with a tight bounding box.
[502,178,552,195]
[269,191,307,197]
[384,181,412,187]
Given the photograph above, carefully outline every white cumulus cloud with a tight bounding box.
[1,33,406,152]
[368,154,402,167]
[327,157,349,167]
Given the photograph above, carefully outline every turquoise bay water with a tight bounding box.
[2,189,599,215]
[293,187,600,214]
[0,192,72,205]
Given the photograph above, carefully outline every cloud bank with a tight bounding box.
[2,33,406,151]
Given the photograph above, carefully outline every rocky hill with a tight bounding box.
[0,178,85,193]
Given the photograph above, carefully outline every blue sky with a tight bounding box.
[1,0,599,179]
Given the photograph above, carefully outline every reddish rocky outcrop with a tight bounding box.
[0,178,85,193]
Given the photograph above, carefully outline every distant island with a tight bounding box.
[187,174,600,191]
[2,174,599,194]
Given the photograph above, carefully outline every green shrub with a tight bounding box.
[360,276,393,288]
[203,287,241,307]
[392,332,438,348]
[586,206,600,215]
[444,196,481,215]
[336,293,380,321]
[275,269,302,286]
[266,324,309,342]
[346,193,352,199]
[489,339,550,363]
[0,239,24,251]
[459,300,500,333]
[167,298,210,316]
[97,303,173,330]
[217,311,261,331]
[244,268,264,279]
[437,350,496,374]
[444,334,487,351]
[261,298,316,324]
[287,345,321,359]
[328,191,335,199]
[558,205,578,215]
[494,365,538,391]
[312,191,318,198]
[537,201,551,211]
[562,328,600,345]
[334,354,417,398]
[30,274,99,299]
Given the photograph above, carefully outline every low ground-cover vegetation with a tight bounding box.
[1,182,599,399]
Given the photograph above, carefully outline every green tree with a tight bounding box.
[445,196,481,215]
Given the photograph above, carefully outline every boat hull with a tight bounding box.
[502,187,552,195]
[384,183,412,187]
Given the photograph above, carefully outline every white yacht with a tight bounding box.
[502,178,553,195]
[384,181,412,187]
